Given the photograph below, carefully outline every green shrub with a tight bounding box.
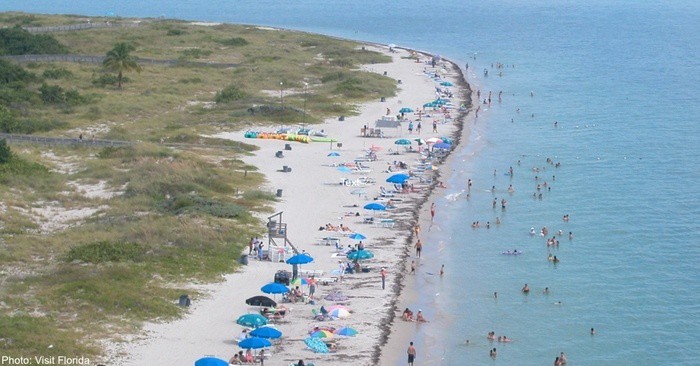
[0,59,36,84]
[39,83,64,104]
[214,85,246,104]
[42,67,73,79]
[65,241,147,263]
[0,139,12,163]
[217,37,249,46]
[0,26,69,55]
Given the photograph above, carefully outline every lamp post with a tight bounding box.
[302,82,308,125]
[279,81,284,126]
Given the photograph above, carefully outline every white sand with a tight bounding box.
[106,46,468,366]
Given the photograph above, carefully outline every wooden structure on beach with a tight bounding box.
[267,212,298,256]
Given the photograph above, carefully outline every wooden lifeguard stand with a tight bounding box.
[267,211,298,254]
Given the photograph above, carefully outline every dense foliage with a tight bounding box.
[0,26,68,55]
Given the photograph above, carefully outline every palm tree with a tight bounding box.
[102,43,141,89]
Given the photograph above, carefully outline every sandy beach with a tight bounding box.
[106,45,471,366]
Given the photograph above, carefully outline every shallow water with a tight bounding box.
[3,0,699,364]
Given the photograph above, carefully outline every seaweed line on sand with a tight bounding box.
[368,55,473,365]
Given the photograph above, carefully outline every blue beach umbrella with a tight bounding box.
[261,282,290,295]
[363,202,387,211]
[440,137,453,144]
[440,81,453,86]
[236,313,268,328]
[433,142,452,150]
[286,253,314,265]
[386,173,410,183]
[394,138,412,145]
[348,233,367,240]
[250,326,282,339]
[194,357,228,366]
[347,249,374,261]
[238,337,272,349]
[423,102,437,108]
[434,99,448,105]
[337,166,352,173]
[399,107,414,113]
[327,152,340,157]
[335,327,359,337]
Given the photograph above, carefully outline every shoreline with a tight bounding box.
[106,40,473,366]
[375,58,474,365]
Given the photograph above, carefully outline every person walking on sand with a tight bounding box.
[430,203,436,221]
[439,264,444,276]
[407,341,417,366]
[380,267,387,289]
[410,260,416,274]
[415,239,423,258]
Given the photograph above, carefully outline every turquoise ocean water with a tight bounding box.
[3,1,699,364]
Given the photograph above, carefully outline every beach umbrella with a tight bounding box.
[423,102,437,108]
[433,142,452,150]
[327,152,340,157]
[414,138,426,145]
[363,202,387,211]
[426,137,443,144]
[245,295,277,308]
[394,138,412,145]
[347,250,374,261]
[290,277,309,286]
[369,145,382,151]
[440,81,453,87]
[326,304,350,312]
[440,137,453,144]
[386,173,410,183]
[286,253,314,265]
[399,107,414,113]
[324,291,349,302]
[337,166,352,174]
[335,327,358,337]
[304,337,330,353]
[328,307,351,319]
[434,99,448,105]
[310,329,335,338]
[250,326,282,339]
[238,337,272,349]
[236,313,268,328]
[261,282,290,295]
[194,357,228,366]
[347,233,367,240]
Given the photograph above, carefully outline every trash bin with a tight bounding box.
[383,71,387,75]
[337,143,343,148]
[284,143,292,150]
[240,254,249,265]
[178,294,191,307]
[276,189,283,197]
[338,115,345,121]
[283,165,288,172]
[380,97,386,102]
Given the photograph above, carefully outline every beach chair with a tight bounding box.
[311,308,328,321]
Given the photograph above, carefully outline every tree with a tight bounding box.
[102,43,141,89]
[0,139,13,164]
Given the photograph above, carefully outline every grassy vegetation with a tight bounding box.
[0,12,397,360]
